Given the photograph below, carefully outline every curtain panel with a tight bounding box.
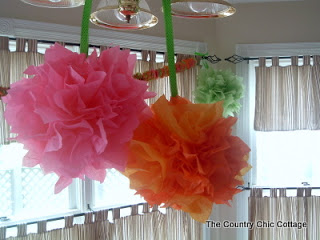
[254,56,320,131]
[0,37,44,145]
[249,188,320,240]
[135,50,200,105]
[0,206,202,240]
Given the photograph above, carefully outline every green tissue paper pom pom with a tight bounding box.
[194,62,244,117]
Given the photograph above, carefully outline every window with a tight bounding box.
[92,169,144,209]
[255,130,320,187]
[248,58,320,188]
[0,41,165,227]
[0,143,73,221]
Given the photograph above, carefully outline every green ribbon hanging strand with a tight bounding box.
[195,52,209,68]
[162,0,178,97]
[80,0,178,96]
[80,0,93,55]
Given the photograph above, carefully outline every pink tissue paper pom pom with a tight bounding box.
[3,44,155,193]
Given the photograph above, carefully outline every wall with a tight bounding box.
[2,0,320,63]
[213,0,320,69]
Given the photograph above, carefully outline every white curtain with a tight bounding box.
[249,188,320,240]
[135,50,200,105]
[254,56,320,131]
[0,37,44,145]
[0,205,202,240]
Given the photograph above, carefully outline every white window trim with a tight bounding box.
[219,42,320,240]
[0,17,207,55]
[236,42,320,57]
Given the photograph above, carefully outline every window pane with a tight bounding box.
[0,143,70,220]
[20,168,69,215]
[94,168,144,208]
[0,169,13,217]
[255,130,320,187]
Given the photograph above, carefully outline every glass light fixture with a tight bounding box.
[90,0,158,30]
[171,0,236,18]
[20,0,84,8]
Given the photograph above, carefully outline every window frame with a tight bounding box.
[247,57,320,188]
[0,42,165,228]
[235,42,320,188]
[0,42,87,227]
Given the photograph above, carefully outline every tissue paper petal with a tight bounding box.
[194,63,244,117]
[3,44,155,192]
[124,95,251,223]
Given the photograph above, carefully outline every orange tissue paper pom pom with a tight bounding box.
[124,95,251,223]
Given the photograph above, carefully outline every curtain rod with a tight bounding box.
[238,186,320,191]
[225,54,314,64]
[2,202,148,229]
[8,37,168,55]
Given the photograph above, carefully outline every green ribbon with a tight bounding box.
[80,0,93,55]
[195,52,209,58]
[162,0,178,97]
[195,52,209,68]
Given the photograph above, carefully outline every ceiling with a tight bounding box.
[0,0,308,44]
[232,0,303,3]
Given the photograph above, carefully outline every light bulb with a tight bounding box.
[188,2,208,13]
[114,9,137,23]
[114,10,128,22]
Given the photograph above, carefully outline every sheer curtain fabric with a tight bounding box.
[0,207,202,240]
[0,37,44,145]
[249,188,320,240]
[254,56,320,131]
[135,50,200,105]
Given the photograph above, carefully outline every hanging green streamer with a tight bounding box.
[162,0,178,97]
[195,52,209,68]
[80,0,93,55]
